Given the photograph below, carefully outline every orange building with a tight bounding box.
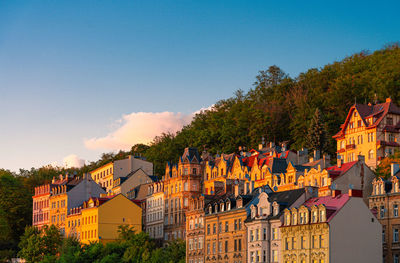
[163,147,202,241]
[32,184,51,229]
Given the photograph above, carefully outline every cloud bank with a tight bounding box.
[84,111,196,151]
[63,154,86,168]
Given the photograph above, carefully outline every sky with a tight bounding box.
[0,1,399,171]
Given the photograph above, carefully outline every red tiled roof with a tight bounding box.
[303,194,350,222]
[326,161,357,177]
[333,99,400,139]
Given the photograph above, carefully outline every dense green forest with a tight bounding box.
[1,44,400,261]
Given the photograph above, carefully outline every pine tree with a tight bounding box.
[307,108,328,153]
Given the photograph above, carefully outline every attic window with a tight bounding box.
[354,111,358,117]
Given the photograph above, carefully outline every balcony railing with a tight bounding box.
[346,144,356,150]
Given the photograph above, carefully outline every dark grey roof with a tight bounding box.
[181,147,201,163]
[269,158,288,173]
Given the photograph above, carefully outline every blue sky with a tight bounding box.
[0,1,399,171]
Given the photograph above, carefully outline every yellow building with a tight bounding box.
[333,98,400,169]
[80,194,142,244]
[204,153,235,195]
[66,207,82,239]
[48,174,105,235]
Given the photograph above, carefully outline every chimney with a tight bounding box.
[281,143,287,152]
[234,184,239,197]
[332,190,341,197]
[337,157,342,168]
[391,163,400,176]
[323,154,331,169]
[314,150,320,161]
[258,144,263,150]
[386,97,392,103]
[349,189,363,197]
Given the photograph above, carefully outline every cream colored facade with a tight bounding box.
[145,182,164,239]
[281,193,381,263]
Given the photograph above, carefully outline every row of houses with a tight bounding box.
[32,98,400,262]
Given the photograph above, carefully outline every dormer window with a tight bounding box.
[312,210,318,223]
[227,202,231,211]
[251,206,256,218]
[285,213,291,226]
[209,205,212,214]
[292,212,297,225]
[319,209,326,222]
[214,204,218,213]
[272,202,279,216]
[220,203,225,212]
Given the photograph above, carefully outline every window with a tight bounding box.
[380,206,385,218]
[300,236,305,249]
[234,220,238,230]
[387,117,393,125]
[218,241,222,253]
[225,221,229,232]
[394,229,399,243]
[272,250,278,262]
[291,237,296,249]
[238,239,242,251]
[272,228,277,240]
[357,120,362,127]
[250,230,254,241]
[207,243,210,254]
[234,240,237,251]
[213,223,216,234]
[219,222,222,233]
[225,240,228,253]
[238,219,242,230]
[319,235,324,248]
[285,238,289,250]
[395,254,399,263]
[369,150,374,160]
[263,228,267,240]
[212,242,216,254]
[395,205,399,217]
[207,224,210,234]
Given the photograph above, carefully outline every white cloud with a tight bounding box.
[84,111,197,151]
[63,154,85,168]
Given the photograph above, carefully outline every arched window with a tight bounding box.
[369,150,374,160]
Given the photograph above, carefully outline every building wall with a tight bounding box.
[49,192,68,235]
[146,191,164,239]
[369,181,400,263]
[65,210,81,239]
[32,184,51,228]
[330,198,382,263]
[204,209,247,263]
[80,206,98,244]
[119,169,154,196]
[67,176,105,209]
[98,195,142,243]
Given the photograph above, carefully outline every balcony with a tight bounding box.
[346,144,356,150]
